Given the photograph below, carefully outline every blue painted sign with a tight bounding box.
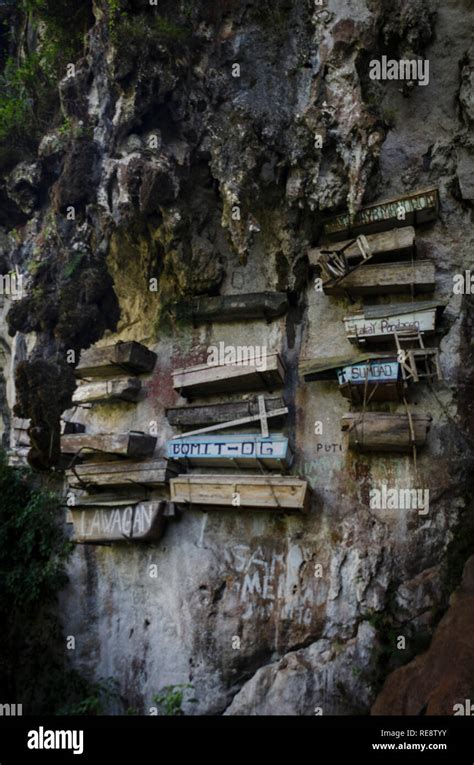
[167,434,292,468]
[337,360,399,386]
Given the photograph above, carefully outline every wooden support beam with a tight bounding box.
[73,378,142,404]
[341,412,432,452]
[170,474,310,512]
[61,432,157,459]
[76,341,156,378]
[173,292,289,324]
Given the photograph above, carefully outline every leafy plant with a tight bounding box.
[62,251,85,279]
[106,0,127,42]
[0,451,74,710]
[115,13,191,55]
[57,678,120,715]
[152,684,197,716]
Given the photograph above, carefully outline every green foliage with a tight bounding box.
[0,51,57,168]
[21,0,92,54]
[62,252,85,279]
[152,684,197,716]
[0,451,75,710]
[106,0,127,42]
[115,12,191,57]
[382,107,397,128]
[0,54,52,153]
[57,678,120,715]
[0,1,92,167]
[0,452,72,612]
[0,451,121,714]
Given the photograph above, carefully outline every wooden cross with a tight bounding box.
[172,395,287,439]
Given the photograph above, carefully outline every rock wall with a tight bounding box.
[0,0,473,715]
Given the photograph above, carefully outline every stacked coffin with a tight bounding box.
[168,356,310,512]
[73,341,157,404]
[63,340,180,544]
[304,188,444,453]
[65,457,178,544]
[8,417,85,467]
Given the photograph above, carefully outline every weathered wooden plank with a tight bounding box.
[323,260,435,296]
[76,341,157,378]
[12,417,85,434]
[309,226,416,266]
[173,292,289,323]
[166,396,286,427]
[341,412,432,452]
[12,418,85,447]
[69,490,147,507]
[66,459,177,489]
[67,501,166,544]
[61,432,157,459]
[170,474,310,512]
[344,301,446,344]
[323,188,439,239]
[73,378,142,404]
[173,353,286,398]
[167,434,292,469]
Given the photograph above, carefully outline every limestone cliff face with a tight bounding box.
[0,0,473,714]
[372,556,474,716]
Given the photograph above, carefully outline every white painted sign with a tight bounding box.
[68,501,164,543]
[344,308,436,342]
[167,434,291,468]
[337,360,399,385]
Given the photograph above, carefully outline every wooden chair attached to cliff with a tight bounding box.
[318,235,373,286]
[394,329,442,386]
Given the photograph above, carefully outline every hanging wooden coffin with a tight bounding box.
[344,301,446,344]
[61,432,157,459]
[337,359,402,402]
[72,378,142,404]
[67,500,167,544]
[323,188,439,239]
[173,292,289,323]
[321,260,435,297]
[166,396,286,428]
[167,434,292,469]
[299,354,402,402]
[341,412,432,452]
[170,474,310,512]
[172,352,286,398]
[66,459,177,490]
[300,352,395,382]
[309,226,416,268]
[76,341,157,378]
